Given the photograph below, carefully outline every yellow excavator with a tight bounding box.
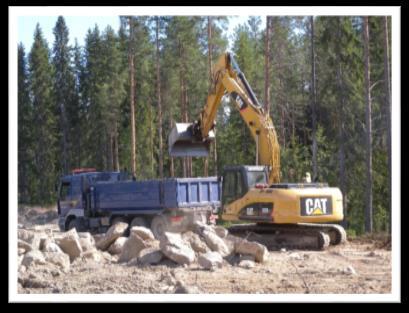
[168,52,346,250]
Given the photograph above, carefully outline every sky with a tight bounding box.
[18,16,265,51]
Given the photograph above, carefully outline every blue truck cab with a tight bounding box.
[57,168,221,238]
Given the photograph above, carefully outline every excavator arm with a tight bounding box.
[168,52,281,184]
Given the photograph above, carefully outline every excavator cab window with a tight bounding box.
[246,170,268,188]
[222,169,246,206]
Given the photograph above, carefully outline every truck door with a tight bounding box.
[59,177,83,216]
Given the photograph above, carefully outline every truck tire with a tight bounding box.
[130,217,148,228]
[151,215,168,240]
[68,218,87,232]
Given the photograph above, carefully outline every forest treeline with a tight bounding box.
[18,16,391,234]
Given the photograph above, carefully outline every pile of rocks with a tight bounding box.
[96,220,269,270]
[17,220,269,277]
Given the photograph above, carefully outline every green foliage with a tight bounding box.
[28,24,58,204]
[18,16,391,235]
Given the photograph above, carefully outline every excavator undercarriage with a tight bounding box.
[228,223,347,251]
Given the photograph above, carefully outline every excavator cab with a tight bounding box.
[221,165,268,207]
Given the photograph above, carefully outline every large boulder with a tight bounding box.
[182,231,209,254]
[214,226,228,239]
[18,239,33,253]
[55,228,83,262]
[78,232,95,252]
[96,222,128,251]
[235,239,268,263]
[198,251,223,270]
[130,226,155,241]
[159,232,195,265]
[43,252,70,272]
[22,250,46,267]
[138,247,163,265]
[108,237,128,255]
[82,249,103,263]
[42,238,63,253]
[238,260,255,269]
[192,221,214,235]
[118,234,149,263]
[202,230,230,257]
[18,229,42,250]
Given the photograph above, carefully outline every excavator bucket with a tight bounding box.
[168,123,215,157]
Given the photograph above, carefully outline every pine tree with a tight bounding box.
[156,16,164,179]
[18,43,33,203]
[310,16,318,182]
[52,16,76,174]
[28,24,57,203]
[363,16,373,233]
[382,16,391,232]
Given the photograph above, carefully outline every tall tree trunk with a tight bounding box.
[169,117,175,177]
[149,103,154,177]
[336,18,347,228]
[363,16,373,233]
[204,16,212,177]
[382,16,391,233]
[310,16,318,182]
[128,17,137,179]
[179,42,187,178]
[264,16,272,115]
[60,105,68,173]
[213,128,218,176]
[185,86,193,177]
[113,126,120,171]
[156,17,164,179]
[108,133,114,171]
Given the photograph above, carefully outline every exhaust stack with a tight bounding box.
[168,123,215,157]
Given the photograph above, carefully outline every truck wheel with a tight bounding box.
[68,218,86,232]
[68,219,77,230]
[130,217,148,228]
[151,215,168,240]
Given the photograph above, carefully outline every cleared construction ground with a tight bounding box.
[16,206,391,294]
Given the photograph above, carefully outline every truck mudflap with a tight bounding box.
[58,217,67,231]
[165,206,214,232]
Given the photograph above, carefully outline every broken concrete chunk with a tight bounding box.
[198,251,223,270]
[118,234,148,263]
[108,236,128,255]
[22,250,46,267]
[138,247,163,265]
[235,239,268,263]
[55,228,83,262]
[182,231,209,254]
[96,222,129,251]
[160,232,195,265]
[130,226,155,241]
[202,229,230,257]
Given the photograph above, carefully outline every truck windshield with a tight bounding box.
[247,171,267,188]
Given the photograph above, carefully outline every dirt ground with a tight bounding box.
[16,206,392,294]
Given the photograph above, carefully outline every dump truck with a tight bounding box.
[57,168,221,238]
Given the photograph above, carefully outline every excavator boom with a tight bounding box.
[168,52,281,184]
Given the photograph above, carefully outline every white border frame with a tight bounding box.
[9,6,401,302]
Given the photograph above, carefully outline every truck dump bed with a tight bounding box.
[90,177,221,214]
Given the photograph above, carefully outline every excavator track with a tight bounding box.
[227,223,346,251]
